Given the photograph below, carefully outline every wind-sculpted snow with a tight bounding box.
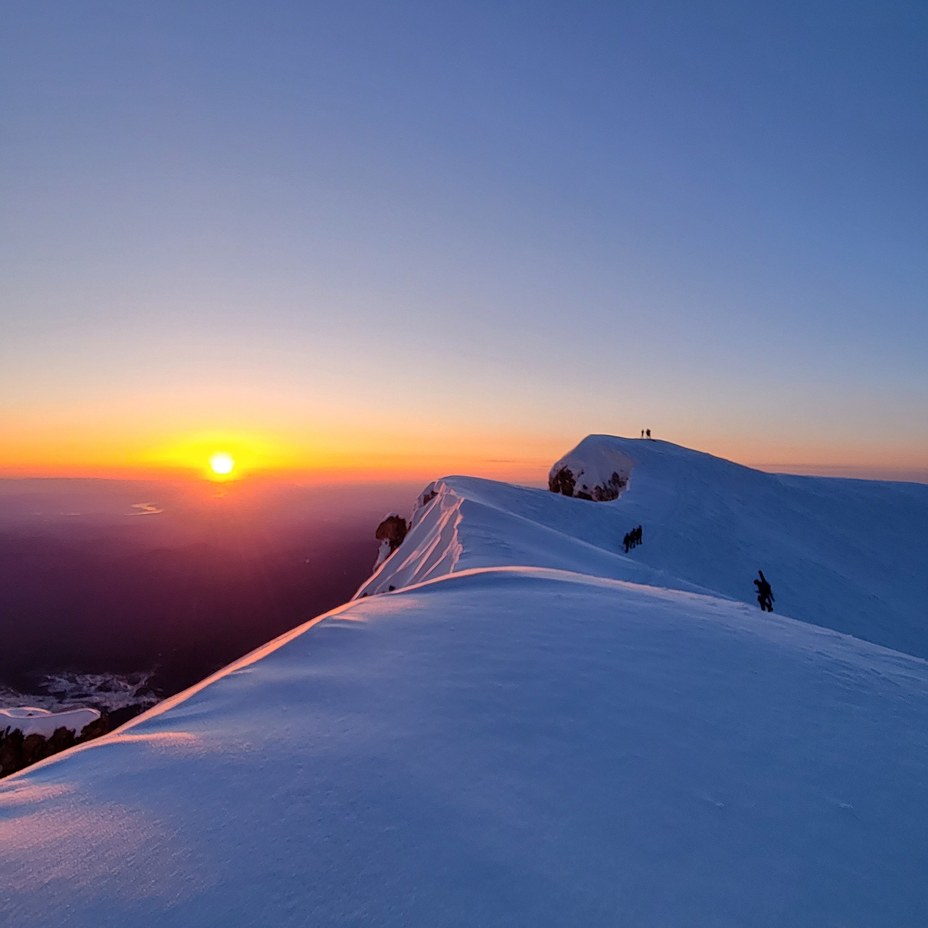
[362,436,928,660]
[356,473,714,599]
[2,436,928,927]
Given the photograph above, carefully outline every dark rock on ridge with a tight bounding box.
[549,466,576,497]
[549,466,627,502]
[1,711,133,778]
[375,515,408,553]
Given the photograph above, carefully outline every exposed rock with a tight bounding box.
[593,471,628,502]
[0,730,24,776]
[548,437,633,502]
[549,465,626,501]
[549,466,576,497]
[0,710,132,778]
[106,704,147,730]
[81,716,110,740]
[375,515,408,554]
[23,731,60,767]
[371,514,410,572]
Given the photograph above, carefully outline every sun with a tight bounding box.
[208,452,236,478]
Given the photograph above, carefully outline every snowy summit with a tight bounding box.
[2,436,928,927]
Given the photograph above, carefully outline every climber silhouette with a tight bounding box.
[753,570,774,612]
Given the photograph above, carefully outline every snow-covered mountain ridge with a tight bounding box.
[361,435,928,659]
[2,436,927,927]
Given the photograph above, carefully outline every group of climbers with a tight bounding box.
[622,525,775,613]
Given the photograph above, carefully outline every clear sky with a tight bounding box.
[2,1,926,483]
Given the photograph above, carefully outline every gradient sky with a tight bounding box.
[2,1,926,483]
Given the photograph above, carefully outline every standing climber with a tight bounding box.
[753,570,774,612]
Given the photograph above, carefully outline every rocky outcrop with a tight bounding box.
[548,436,634,502]
[372,514,410,570]
[375,515,408,553]
[0,714,110,778]
[548,466,577,497]
[548,466,626,501]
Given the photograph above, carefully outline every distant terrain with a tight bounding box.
[3,437,928,926]
[0,477,420,700]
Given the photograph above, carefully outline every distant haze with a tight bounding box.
[0,478,421,696]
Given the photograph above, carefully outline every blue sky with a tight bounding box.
[2,1,926,480]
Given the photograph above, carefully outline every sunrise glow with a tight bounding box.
[208,452,236,478]
[0,4,924,488]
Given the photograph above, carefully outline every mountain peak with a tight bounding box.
[3,436,928,926]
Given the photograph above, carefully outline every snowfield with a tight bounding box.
[2,436,927,927]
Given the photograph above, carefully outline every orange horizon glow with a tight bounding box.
[0,437,559,485]
[0,427,925,485]
[0,419,576,484]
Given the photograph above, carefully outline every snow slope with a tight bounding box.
[2,436,927,927]
[362,436,928,659]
